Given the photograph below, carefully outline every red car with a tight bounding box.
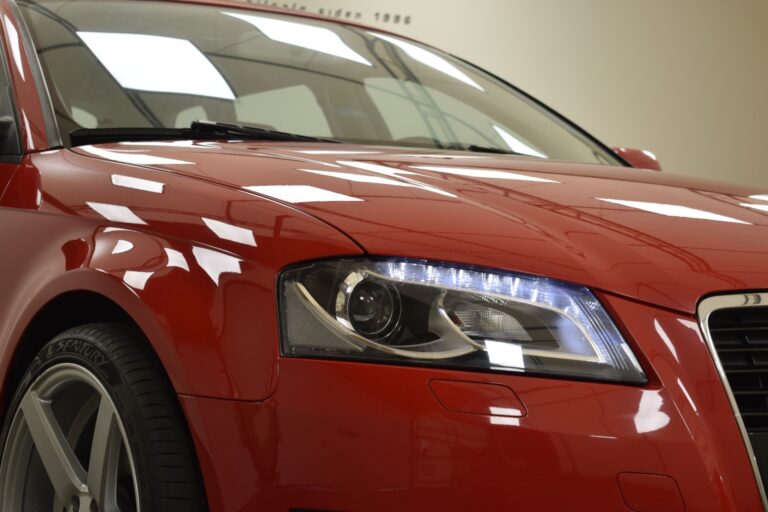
[0,0,766,510]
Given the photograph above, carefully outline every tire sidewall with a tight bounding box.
[0,328,146,510]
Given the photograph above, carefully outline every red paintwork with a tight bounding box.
[68,141,768,314]
[0,150,362,401]
[617,473,685,512]
[428,379,527,417]
[1,2,768,511]
[614,147,663,171]
[178,294,764,511]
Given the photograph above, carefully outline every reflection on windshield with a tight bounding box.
[22,0,621,165]
[224,12,372,66]
[368,32,482,90]
[3,15,24,80]
[492,125,546,158]
[78,32,234,99]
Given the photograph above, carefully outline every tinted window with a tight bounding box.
[0,36,20,156]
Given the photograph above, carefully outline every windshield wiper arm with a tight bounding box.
[463,144,521,155]
[70,120,340,146]
[188,120,339,143]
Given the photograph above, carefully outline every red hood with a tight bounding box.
[74,141,768,313]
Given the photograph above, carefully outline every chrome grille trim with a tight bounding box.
[698,293,768,510]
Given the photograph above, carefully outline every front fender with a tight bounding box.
[0,225,284,402]
[0,152,364,402]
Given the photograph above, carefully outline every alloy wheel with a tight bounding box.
[0,362,139,512]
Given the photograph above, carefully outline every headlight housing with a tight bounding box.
[279,259,646,384]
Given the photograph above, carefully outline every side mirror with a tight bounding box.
[612,147,662,171]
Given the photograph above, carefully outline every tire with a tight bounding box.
[0,323,207,512]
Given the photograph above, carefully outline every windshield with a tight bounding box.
[19,0,621,164]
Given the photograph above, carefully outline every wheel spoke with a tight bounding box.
[20,390,88,503]
[87,394,122,512]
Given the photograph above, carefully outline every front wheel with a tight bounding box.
[0,324,207,512]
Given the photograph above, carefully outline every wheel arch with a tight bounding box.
[4,290,137,411]
[0,269,193,420]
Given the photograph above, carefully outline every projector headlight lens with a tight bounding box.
[279,259,646,384]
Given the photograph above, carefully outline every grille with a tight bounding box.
[710,306,768,432]
[703,296,768,508]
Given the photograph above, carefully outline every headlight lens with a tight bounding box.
[279,259,646,384]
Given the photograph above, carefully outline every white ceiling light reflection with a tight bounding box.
[87,202,147,225]
[490,416,520,426]
[413,165,558,183]
[121,140,219,150]
[653,319,678,362]
[294,150,382,155]
[246,185,362,203]
[677,378,698,414]
[338,160,457,198]
[202,218,257,247]
[123,271,153,290]
[82,146,192,166]
[742,203,768,213]
[225,12,371,66]
[3,16,24,80]
[164,248,190,271]
[192,246,242,285]
[642,150,658,160]
[112,175,165,193]
[597,198,750,224]
[678,319,703,340]
[634,390,670,434]
[22,113,33,149]
[393,154,488,160]
[300,169,415,188]
[111,240,134,255]
[489,406,524,417]
[78,32,234,99]
[485,340,524,368]
[369,32,483,91]
[272,154,341,168]
[750,194,768,202]
[492,126,546,158]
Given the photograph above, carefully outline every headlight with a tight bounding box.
[279,259,646,384]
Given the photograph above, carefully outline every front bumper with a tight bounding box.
[180,293,762,511]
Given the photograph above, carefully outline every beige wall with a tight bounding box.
[246,0,768,188]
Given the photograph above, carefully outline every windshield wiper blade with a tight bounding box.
[464,144,521,155]
[188,120,339,143]
[70,120,339,146]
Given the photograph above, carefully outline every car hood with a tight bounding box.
[75,141,768,313]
